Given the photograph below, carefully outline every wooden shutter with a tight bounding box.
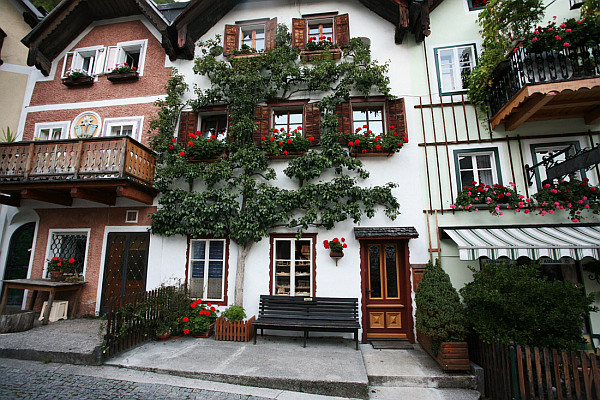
[254,105,270,144]
[386,98,407,136]
[335,102,352,135]
[334,14,350,48]
[178,111,198,145]
[265,18,278,51]
[61,51,74,78]
[292,18,307,50]
[223,25,240,56]
[304,103,321,145]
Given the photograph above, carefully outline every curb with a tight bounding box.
[0,346,102,366]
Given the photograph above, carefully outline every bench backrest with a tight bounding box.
[258,295,359,322]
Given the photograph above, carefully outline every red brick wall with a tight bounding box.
[30,206,156,316]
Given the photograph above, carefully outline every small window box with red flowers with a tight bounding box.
[168,131,228,162]
[345,126,406,156]
[61,69,94,87]
[107,63,139,83]
[301,36,341,62]
[261,127,313,158]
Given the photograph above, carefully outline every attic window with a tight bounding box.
[126,210,139,223]
[223,19,277,56]
[292,14,349,49]
[105,40,148,75]
[61,46,105,78]
[241,24,265,52]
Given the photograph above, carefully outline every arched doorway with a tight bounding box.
[2,223,35,306]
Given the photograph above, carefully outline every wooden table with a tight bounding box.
[0,279,86,325]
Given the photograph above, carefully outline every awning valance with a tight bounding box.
[442,226,600,261]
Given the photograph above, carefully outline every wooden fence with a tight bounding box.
[215,315,255,342]
[102,288,165,359]
[469,335,600,399]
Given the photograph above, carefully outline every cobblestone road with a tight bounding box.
[0,364,271,400]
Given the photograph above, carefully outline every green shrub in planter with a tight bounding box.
[460,262,596,350]
[221,305,246,322]
[415,259,468,355]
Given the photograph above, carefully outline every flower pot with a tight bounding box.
[193,322,215,338]
[156,332,171,341]
[107,71,139,83]
[49,270,65,282]
[61,76,94,87]
[417,331,470,371]
[329,250,344,265]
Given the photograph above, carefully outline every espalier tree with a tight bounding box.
[150,25,400,306]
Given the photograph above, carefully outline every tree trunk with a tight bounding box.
[234,241,254,306]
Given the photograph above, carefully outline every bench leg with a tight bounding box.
[355,330,359,350]
[253,327,258,345]
[303,330,308,348]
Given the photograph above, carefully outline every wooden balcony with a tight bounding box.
[488,45,600,130]
[0,137,156,207]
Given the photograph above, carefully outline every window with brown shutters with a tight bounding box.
[254,105,270,144]
[292,14,350,49]
[335,98,407,136]
[303,103,321,145]
[254,103,321,145]
[223,18,277,56]
[178,111,199,145]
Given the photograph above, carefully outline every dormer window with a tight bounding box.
[241,24,265,52]
[223,19,277,56]
[292,13,349,49]
[61,46,105,78]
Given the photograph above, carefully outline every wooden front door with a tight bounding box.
[100,232,149,314]
[361,240,413,342]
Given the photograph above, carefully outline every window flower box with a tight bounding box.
[266,151,306,159]
[300,48,342,62]
[346,126,406,156]
[61,75,94,87]
[350,149,393,157]
[107,71,139,83]
[261,127,312,157]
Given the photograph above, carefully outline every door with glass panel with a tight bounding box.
[362,241,412,341]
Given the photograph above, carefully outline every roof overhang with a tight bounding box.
[354,227,419,240]
[490,78,600,131]
[441,224,600,261]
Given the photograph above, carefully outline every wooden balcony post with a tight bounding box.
[73,140,84,179]
[23,143,35,181]
[119,138,128,179]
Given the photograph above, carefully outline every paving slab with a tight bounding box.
[360,344,477,389]
[106,335,369,399]
[0,318,103,365]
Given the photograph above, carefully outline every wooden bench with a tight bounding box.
[252,295,361,350]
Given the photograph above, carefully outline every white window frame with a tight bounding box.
[43,229,90,278]
[188,239,226,302]
[61,46,105,78]
[435,44,477,94]
[454,149,501,190]
[102,116,144,142]
[351,103,386,134]
[104,40,148,76]
[272,237,314,297]
[34,121,70,141]
[240,23,266,52]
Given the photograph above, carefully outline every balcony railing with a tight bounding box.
[0,137,155,187]
[487,44,600,117]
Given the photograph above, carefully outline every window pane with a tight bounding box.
[209,241,224,260]
[276,241,291,259]
[353,109,368,123]
[461,171,475,186]
[274,113,287,126]
[385,245,399,298]
[51,128,62,140]
[369,121,384,134]
[475,155,491,169]
[369,245,382,298]
[289,112,303,126]
[189,277,204,298]
[458,155,473,170]
[478,170,493,185]
[192,241,206,260]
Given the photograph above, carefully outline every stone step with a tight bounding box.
[369,386,481,400]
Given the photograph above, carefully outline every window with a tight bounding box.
[200,114,228,140]
[189,239,226,302]
[435,44,476,94]
[241,24,265,51]
[273,108,303,132]
[102,117,144,142]
[454,148,501,189]
[272,236,314,296]
[45,231,88,277]
[468,0,487,11]
[223,19,277,56]
[530,142,584,190]
[105,40,148,75]
[352,105,384,133]
[34,122,70,141]
[308,18,334,39]
[61,46,105,78]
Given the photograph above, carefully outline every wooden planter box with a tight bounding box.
[215,315,255,342]
[61,76,94,87]
[417,330,470,371]
[193,322,215,338]
[266,152,306,159]
[300,48,342,62]
[350,150,393,157]
[107,71,139,83]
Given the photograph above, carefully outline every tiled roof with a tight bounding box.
[354,227,419,239]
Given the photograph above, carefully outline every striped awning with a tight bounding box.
[443,226,600,261]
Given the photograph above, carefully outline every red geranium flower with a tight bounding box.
[179,151,185,157]
[261,136,266,141]
[183,317,189,322]
[184,329,190,335]
[188,142,194,147]
[287,138,292,143]
[171,138,177,143]
[168,144,174,149]
[308,136,314,142]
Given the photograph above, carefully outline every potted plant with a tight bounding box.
[345,126,406,156]
[451,181,521,215]
[260,127,312,158]
[323,237,347,265]
[301,36,341,61]
[415,259,470,371]
[61,69,94,87]
[107,62,139,83]
[183,299,218,337]
[215,305,256,341]
[45,257,79,281]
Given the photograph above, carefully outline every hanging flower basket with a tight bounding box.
[324,238,347,265]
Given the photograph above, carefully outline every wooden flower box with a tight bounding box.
[350,150,393,157]
[189,153,228,163]
[417,331,470,371]
[215,316,255,342]
[266,152,306,159]
[300,48,342,62]
[61,76,94,87]
[107,71,139,83]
